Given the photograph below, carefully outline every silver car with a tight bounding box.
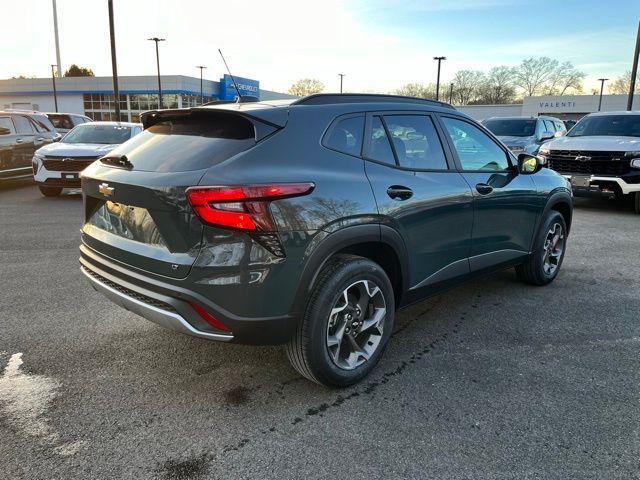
[483,115,567,155]
[33,121,142,196]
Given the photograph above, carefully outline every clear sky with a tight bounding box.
[1,0,638,94]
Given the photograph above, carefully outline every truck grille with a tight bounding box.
[546,150,631,176]
[43,156,99,172]
[83,267,177,313]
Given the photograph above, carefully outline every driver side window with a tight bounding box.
[441,117,510,171]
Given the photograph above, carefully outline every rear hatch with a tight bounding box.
[80,108,283,279]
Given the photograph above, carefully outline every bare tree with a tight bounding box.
[476,66,516,104]
[288,78,324,96]
[453,70,485,105]
[544,61,585,95]
[610,71,640,94]
[393,83,436,99]
[513,57,559,96]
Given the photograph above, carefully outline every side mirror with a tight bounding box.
[0,127,10,135]
[518,153,543,175]
[540,130,555,141]
[53,134,62,142]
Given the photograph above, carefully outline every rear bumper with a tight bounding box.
[561,174,640,197]
[81,265,234,341]
[79,243,297,345]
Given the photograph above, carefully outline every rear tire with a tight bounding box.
[38,186,63,197]
[516,210,567,286]
[634,192,640,214]
[285,254,395,387]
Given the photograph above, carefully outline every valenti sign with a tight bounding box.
[219,74,260,101]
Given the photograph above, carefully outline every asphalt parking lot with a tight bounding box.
[0,179,638,480]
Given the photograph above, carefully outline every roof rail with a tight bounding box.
[291,93,455,109]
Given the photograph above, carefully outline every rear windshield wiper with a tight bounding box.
[100,154,133,169]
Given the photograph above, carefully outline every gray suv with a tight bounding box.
[79,94,572,387]
[483,115,567,155]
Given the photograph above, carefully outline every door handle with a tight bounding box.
[387,185,413,200]
[15,138,24,144]
[475,183,494,195]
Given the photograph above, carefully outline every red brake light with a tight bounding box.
[186,183,314,231]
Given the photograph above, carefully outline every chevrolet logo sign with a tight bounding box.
[98,183,114,197]
[575,155,591,162]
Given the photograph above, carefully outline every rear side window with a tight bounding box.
[383,115,447,170]
[543,119,556,132]
[13,115,34,134]
[32,114,55,132]
[367,116,395,165]
[48,114,74,130]
[106,112,256,173]
[323,115,364,157]
[0,117,16,135]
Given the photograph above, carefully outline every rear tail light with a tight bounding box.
[186,183,315,257]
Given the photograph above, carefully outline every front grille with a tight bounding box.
[546,150,631,176]
[43,156,98,172]
[83,266,177,313]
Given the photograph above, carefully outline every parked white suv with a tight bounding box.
[33,121,142,196]
[539,111,640,213]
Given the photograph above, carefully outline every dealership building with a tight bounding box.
[0,74,294,122]
[458,94,640,121]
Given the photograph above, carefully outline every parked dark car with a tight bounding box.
[0,110,59,180]
[79,94,573,387]
[45,112,93,135]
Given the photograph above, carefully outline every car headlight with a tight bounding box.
[624,151,640,158]
[631,158,640,169]
[538,146,550,156]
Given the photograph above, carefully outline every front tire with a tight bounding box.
[286,254,395,387]
[516,210,567,286]
[38,185,62,197]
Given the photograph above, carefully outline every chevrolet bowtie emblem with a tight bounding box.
[575,155,591,162]
[99,183,114,197]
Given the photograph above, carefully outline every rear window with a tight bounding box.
[106,113,256,173]
[483,118,536,137]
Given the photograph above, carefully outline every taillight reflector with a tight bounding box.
[190,302,231,332]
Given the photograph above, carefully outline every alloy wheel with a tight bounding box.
[326,280,386,370]
[542,222,565,276]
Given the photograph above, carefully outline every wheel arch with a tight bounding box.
[291,225,409,316]
[546,189,573,234]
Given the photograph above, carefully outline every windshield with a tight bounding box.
[483,119,536,137]
[568,115,640,137]
[62,124,132,144]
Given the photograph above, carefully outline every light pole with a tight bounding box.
[628,20,640,111]
[338,73,345,93]
[51,0,61,77]
[196,65,206,104]
[108,0,120,119]
[433,56,446,101]
[147,37,165,109]
[50,64,58,112]
[597,78,608,111]
[448,82,454,105]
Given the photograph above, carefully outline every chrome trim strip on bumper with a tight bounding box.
[562,174,640,195]
[81,266,234,342]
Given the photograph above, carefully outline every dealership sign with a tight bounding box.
[219,74,259,101]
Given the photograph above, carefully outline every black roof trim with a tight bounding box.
[292,93,455,109]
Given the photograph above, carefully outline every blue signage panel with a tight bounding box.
[219,74,259,101]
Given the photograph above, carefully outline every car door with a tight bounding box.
[11,114,37,169]
[363,111,474,290]
[437,114,539,271]
[0,116,18,174]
